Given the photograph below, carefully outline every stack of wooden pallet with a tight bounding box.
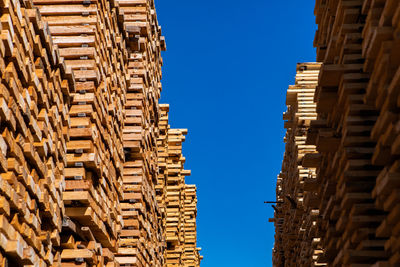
[274,1,400,266]
[156,105,202,267]
[273,63,321,266]
[0,0,201,266]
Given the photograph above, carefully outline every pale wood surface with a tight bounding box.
[0,0,200,266]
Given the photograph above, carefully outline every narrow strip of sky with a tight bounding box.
[156,1,317,266]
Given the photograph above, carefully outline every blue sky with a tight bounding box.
[155,1,316,266]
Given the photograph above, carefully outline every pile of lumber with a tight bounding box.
[274,1,400,266]
[182,184,201,266]
[33,0,127,265]
[0,0,72,265]
[312,0,400,265]
[272,63,322,266]
[0,0,201,266]
[115,0,166,265]
[157,104,202,267]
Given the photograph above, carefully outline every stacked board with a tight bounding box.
[33,0,126,265]
[312,0,400,265]
[272,63,322,266]
[0,0,201,266]
[182,184,201,267]
[274,1,400,266]
[157,104,202,267]
[114,0,166,265]
[0,0,71,265]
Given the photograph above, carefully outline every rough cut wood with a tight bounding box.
[274,1,400,266]
[273,63,322,266]
[0,0,201,266]
[157,105,202,267]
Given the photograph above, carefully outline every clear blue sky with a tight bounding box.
[155,1,316,266]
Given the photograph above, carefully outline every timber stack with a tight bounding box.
[273,63,322,266]
[274,0,400,266]
[0,0,201,266]
[115,0,165,265]
[157,104,202,267]
[182,184,201,266]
